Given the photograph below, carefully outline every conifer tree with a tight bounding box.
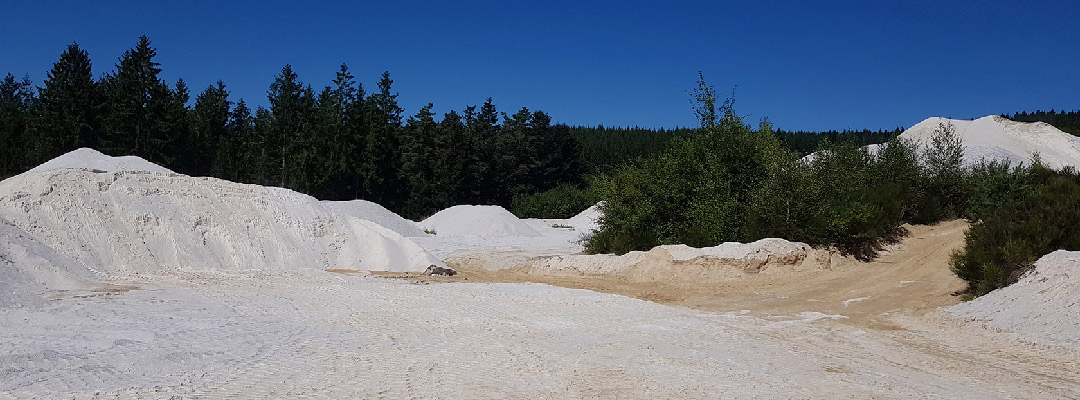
[0,73,35,176]
[192,81,231,176]
[400,103,439,217]
[27,43,98,164]
[267,64,312,188]
[100,36,173,162]
[361,71,404,207]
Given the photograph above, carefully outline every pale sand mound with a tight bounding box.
[947,250,1080,343]
[322,199,428,237]
[26,148,174,175]
[903,115,1080,169]
[803,116,1080,169]
[565,203,602,233]
[0,168,445,276]
[418,205,542,237]
[0,218,103,307]
[449,236,837,281]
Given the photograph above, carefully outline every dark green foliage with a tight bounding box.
[910,122,968,223]
[361,71,404,208]
[585,84,965,260]
[570,125,693,174]
[511,183,598,219]
[25,43,98,167]
[586,104,774,254]
[100,36,178,164]
[0,73,35,178]
[951,165,1080,296]
[774,128,902,155]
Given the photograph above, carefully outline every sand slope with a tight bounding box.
[418,205,543,237]
[904,115,1080,168]
[25,148,175,175]
[0,168,444,276]
[0,218,103,308]
[948,250,1080,343]
[322,199,428,237]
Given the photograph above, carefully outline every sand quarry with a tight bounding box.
[2,117,1080,399]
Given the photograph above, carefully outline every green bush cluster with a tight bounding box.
[584,113,971,260]
[510,183,599,219]
[951,163,1080,296]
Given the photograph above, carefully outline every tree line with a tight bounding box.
[1,36,919,221]
[0,37,583,219]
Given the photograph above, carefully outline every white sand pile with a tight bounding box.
[322,199,428,237]
[565,203,603,233]
[0,218,104,308]
[947,250,1080,343]
[903,116,1080,169]
[418,205,542,237]
[0,167,446,277]
[534,202,603,236]
[25,148,174,175]
[804,116,1080,169]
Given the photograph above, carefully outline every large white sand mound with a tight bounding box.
[322,199,428,237]
[947,250,1080,343]
[0,168,445,277]
[26,148,174,175]
[902,115,1080,169]
[418,205,542,237]
[0,218,104,307]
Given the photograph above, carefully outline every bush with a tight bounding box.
[951,169,1080,295]
[510,183,598,219]
[585,110,775,254]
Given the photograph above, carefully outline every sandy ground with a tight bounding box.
[3,220,1080,398]
[444,220,972,329]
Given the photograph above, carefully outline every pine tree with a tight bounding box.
[266,64,313,189]
[27,43,98,165]
[400,103,439,217]
[193,81,231,176]
[0,73,35,176]
[361,71,404,207]
[222,98,254,182]
[100,36,173,162]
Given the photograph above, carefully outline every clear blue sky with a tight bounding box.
[2,0,1077,131]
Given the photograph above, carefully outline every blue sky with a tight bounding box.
[2,0,1077,131]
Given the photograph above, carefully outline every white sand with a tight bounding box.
[947,250,1080,343]
[417,205,543,237]
[322,199,428,237]
[25,148,174,175]
[804,116,1080,169]
[0,218,103,308]
[0,168,444,276]
[1,272,1076,398]
[904,115,1080,169]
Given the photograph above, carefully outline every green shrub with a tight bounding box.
[585,110,775,254]
[951,171,1080,296]
[510,183,599,219]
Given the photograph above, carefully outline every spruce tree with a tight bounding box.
[223,98,254,182]
[400,103,438,217]
[100,36,173,162]
[0,73,35,176]
[361,71,404,207]
[266,64,313,189]
[27,43,98,165]
[193,81,231,176]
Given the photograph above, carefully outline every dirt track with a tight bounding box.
[410,220,971,329]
